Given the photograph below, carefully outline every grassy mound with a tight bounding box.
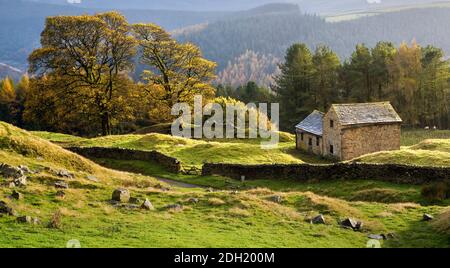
[433,208,450,235]
[354,148,450,167]
[410,139,450,153]
[401,129,450,146]
[0,122,162,186]
[0,122,101,173]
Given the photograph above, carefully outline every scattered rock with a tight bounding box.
[32,217,40,225]
[0,201,17,216]
[206,188,214,193]
[11,190,23,200]
[311,214,326,225]
[112,189,130,203]
[154,183,170,192]
[54,181,69,189]
[129,197,141,204]
[13,176,27,187]
[423,214,434,221]
[55,191,66,198]
[341,218,363,231]
[188,198,199,204]
[55,169,74,179]
[166,204,183,211]
[141,199,154,210]
[86,175,99,182]
[355,221,364,231]
[16,216,32,224]
[230,190,239,195]
[368,234,384,240]
[270,195,283,203]
[0,163,24,179]
[18,165,32,175]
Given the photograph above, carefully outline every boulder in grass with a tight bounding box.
[11,190,22,200]
[13,176,27,187]
[18,165,32,175]
[129,197,141,204]
[188,198,199,204]
[0,164,24,179]
[54,181,69,189]
[166,204,182,211]
[55,169,74,179]
[341,218,359,230]
[112,189,130,203]
[311,214,326,225]
[141,199,154,210]
[17,216,33,224]
[0,201,17,216]
[368,234,384,240]
[270,195,283,204]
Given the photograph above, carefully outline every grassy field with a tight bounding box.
[401,129,450,146]
[0,122,448,247]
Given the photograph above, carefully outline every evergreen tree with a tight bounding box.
[312,45,341,111]
[273,43,314,130]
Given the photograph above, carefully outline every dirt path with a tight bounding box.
[155,177,205,189]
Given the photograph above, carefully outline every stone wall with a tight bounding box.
[296,130,322,155]
[67,147,181,173]
[341,123,401,160]
[202,162,450,185]
[323,107,341,159]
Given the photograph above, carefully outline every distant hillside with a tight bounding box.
[0,63,23,81]
[0,0,230,69]
[177,7,450,86]
[26,0,450,13]
[4,1,450,86]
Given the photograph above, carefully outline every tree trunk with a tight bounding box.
[101,112,111,136]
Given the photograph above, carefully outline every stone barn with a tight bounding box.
[295,110,324,155]
[296,102,402,160]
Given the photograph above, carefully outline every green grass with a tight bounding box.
[93,158,450,206]
[30,131,86,144]
[1,122,448,247]
[401,129,450,146]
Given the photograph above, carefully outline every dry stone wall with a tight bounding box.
[202,162,450,185]
[67,147,181,173]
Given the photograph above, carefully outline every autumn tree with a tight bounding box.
[132,23,216,122]
[0,77,16,123]
[28,12,137,135]
[386,41,423,125]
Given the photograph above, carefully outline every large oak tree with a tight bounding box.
[28,12,136,135]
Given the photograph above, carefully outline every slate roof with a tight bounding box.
[332,102,402,126]
[295,110,324,136]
